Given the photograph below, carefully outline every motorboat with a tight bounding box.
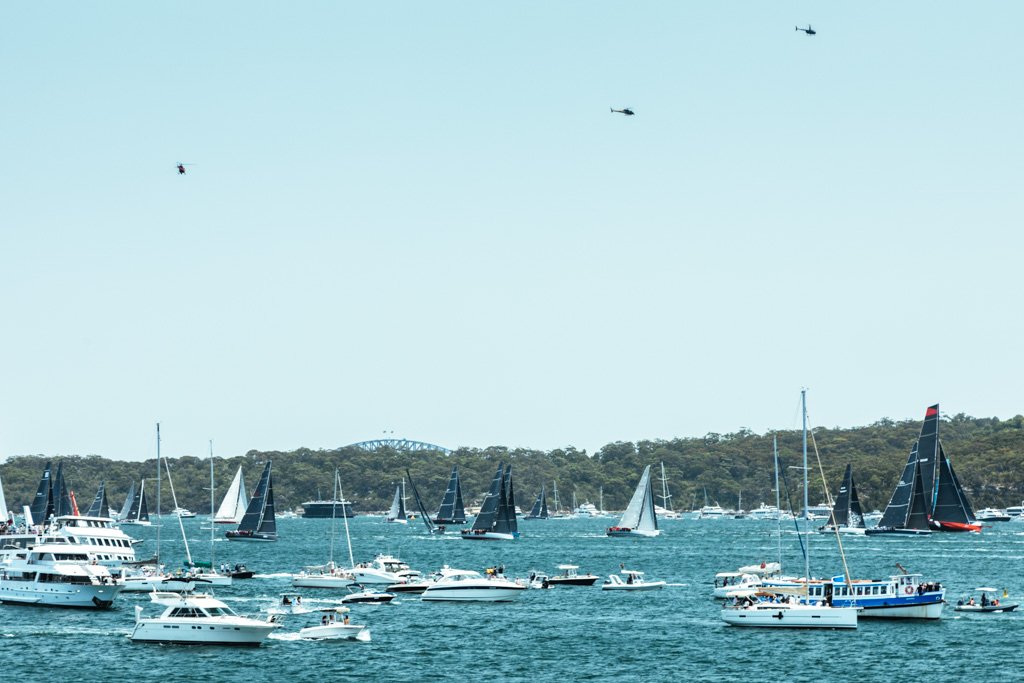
[131,590,280,646]
[349,554,419,585]
[116,566,196,593]
[573,502,600,518]
[339,587,396,604]
[601,570,665,591]
[763,571,945,619]
[737,562,782,577]
[713,572,763,599]
[698,504,726,519]
[292,562,356,589]
[385,577,434,594]
[746,504,780,521]
[228,563,255,579]
[954,588,1017,613]
[546,564,600,587]
[421,568,526,602]
[299,610,370,641]
[173,507,196,518]
[974,508,1011,522]
[0,540,123,608]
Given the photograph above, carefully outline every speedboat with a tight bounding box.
[713,572,763,599]
[349,554,418,585]
[299,610,370,641]
[975,508,1011,522]
[546,564,600,587]
[421,568,526,602]
[115,566,196,593]
[173,507,196,518]
[339,587,397,604]
[292,562,356,589]
[0,540,123,608]
[601,570,665,591]
[131,590,280,646]
[955,589,1018,613]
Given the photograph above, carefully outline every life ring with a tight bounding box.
[904,586,914,595]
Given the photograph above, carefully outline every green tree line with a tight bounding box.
[2,412,1022,516]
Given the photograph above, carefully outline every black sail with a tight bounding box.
[932,444,973,525]
[905,454,931,531]
[877,444,919,529]
[829,464,854,527]
[528,484,548,519]
[435,466,467,524]
[493,467,513,535]
[86,481,109,518]
[260,467,277,536]
[406,468,436,533]
[470,463,505,532]
[52,462,74,518]
[29,462,54,525]
[236,461,274,534]
[915,404,941,512]
[504,464,518,534]
[847,472,865,529]
[946,446,976,522]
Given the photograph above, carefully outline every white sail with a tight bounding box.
[0,471,8,520]
[215,466,249,524]
[618,465,652,529]
[637,469,659,533]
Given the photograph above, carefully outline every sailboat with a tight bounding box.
[865,443,933,536]
[433,466,467,524]
[655,462,682,519]
[29,462,54,528]
[293,469,357,588]
[406,469,441,534]
[385,481,409,524]
[120,480,152,526]
[525,484,549,520]
[549,481,568,518]
[721,390,858,629]
[461,462,518,541]
[214,466,249,524]
[226,460,277,542]
[607,465,660,538]
[51,462,74,518]
[85,481,110,518]
[0,468,8,523]
[921,404,980,532]
[819,464,866,534]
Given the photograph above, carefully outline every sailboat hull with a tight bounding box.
[606,527,661,538]
[460,531,516,541]
[721,604,858,629]
[225,531,277,542]
[930,520,981,532]
[864,527,931,536]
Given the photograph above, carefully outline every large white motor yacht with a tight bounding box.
[0,540,123,608]
[421,568,526,602]
[131,591,280,646]
[348,554,419,585]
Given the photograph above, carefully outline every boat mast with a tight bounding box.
[209,440,215,570]
[802,389,810,581]
[156,422,161,566]
[329,468,338,566]
[338,472,355,569]
[774,435,782,570]
[165,457,193,567]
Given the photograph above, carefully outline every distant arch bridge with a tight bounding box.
[348,439,451,455]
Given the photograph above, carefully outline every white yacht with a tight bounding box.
[698,504,726,519]
[292,562,356,589]
[801,503,832,520]
[573,502,600,518]
[299,610,370,641]
[1,516,138,566]
[713,572,764,599]
[975,508,1011,522]
[746,504,781,521]
[131,590,280,646]
[348,554,418,585]
[173,507,196,518]
[601,569,665,591]
[116,565,196,593]
[421,568,526,602]
[0,539,123,608]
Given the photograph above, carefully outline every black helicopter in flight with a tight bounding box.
[610,107,635,116]
[176,163,195,175]
[795,25,816,35]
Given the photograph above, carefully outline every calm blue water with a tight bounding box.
[3,516,1024,682]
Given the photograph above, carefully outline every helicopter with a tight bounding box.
[795,25,816,35]
[610,107,635,116]
[176,163,195,175]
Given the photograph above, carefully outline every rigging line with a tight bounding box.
[777,454,807,570]
[806,418,853,588]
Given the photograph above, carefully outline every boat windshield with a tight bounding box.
[203,606,236,617]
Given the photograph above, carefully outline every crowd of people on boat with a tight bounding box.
[916,581,942,594]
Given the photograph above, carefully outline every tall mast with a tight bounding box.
[329,468,338,566]
[155,422,162,565]
[774,435,782,570]
[209,440,215,570]
[802,388,810,581]
[338,472,355,569]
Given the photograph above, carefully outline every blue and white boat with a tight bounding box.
[765,571,944,619]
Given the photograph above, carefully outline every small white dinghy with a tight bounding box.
[601,570,665,591]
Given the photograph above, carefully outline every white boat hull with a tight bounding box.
[120,577,196,593]
[859,601,944,619]
[299,623,370,641]
[460,531,516,541]
[131,618,277,645]
[606,528,661,538]
[601,581,665,591]
[0,581,121,608]
[349,568,404,585]
[422,583,526,602]
[721,605,858,629]
[292,574,356,589]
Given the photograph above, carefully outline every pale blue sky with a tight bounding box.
[1,2,1021,461]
